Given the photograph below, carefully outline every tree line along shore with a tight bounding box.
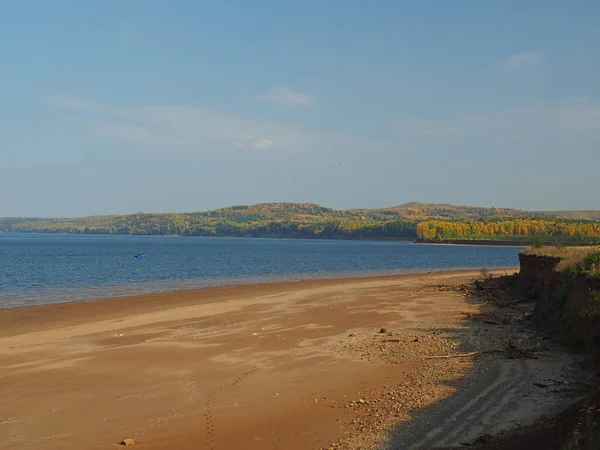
[1,202,599,244]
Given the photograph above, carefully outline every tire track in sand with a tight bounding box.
[386,359,536,449]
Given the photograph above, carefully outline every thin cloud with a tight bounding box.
[251,138,273,149]
[43,94,106,112]
[394,98,600,142]
[88,121,179,146]
[44,94,352,152]
[523,98,600,133]
[235,139,274,150]
[256,86,317,107]
[500,51,543,73]
[394,115,504,139]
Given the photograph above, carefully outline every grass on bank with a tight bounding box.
[521,245,600,275]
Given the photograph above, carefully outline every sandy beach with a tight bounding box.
[1,269,582,450]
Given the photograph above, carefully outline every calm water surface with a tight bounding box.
[0,234,523,308]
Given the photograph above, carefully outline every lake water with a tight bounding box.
[0,234,524,308]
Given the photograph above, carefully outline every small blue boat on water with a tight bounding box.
[134,252,148,259]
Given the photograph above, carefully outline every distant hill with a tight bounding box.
[540,210,600,221]
[1,202,598,240]
[204,202,531,222]
[191,202,600,222]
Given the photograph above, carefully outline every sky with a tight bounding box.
[1,0,599,217]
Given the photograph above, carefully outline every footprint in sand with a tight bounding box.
[203,361,272,449]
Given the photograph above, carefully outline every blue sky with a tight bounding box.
[1,1,599,217]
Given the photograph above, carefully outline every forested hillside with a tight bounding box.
[0,204,417,239]
[417,218,600,242]
[1,202,599,242]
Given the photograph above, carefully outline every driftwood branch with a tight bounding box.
[426,349,504,359]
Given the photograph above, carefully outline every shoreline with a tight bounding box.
[3,231,597,247]
[0,231,417,242]
[3,269,494,337]
[416,238,598,246]
[0,267,518,313]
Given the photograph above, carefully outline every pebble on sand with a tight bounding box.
[119,438,136,446]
